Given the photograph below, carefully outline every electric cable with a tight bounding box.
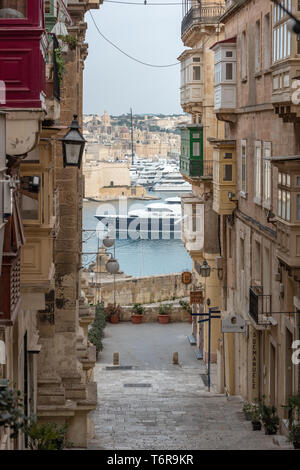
[89,10,180,68]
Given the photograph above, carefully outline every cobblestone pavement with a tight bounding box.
[88,323,279,450]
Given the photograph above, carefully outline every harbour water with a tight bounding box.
[82,191,192,277]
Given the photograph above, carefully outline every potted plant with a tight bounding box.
[283,395,300,449]
[288,423,300,449]
[242,401,252,421]
[158,303,172,324]
[104,303,122,324]
[179,300,192,323]
[261,403,279,435]
[131,303,144,324]
[250,400,262,431]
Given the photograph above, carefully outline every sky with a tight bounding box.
[83,1,184,116]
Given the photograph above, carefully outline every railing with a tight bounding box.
[180,155,213,178]
[249,286,272,325]
[181,3,225,36]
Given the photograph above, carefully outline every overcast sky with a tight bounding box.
[83,2,183,116]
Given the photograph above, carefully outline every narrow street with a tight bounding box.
[89,323,279,450]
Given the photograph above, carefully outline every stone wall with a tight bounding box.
[121,304,191,323]
[98,273,190,306]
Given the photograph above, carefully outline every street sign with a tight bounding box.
[221,315,246,333]
[190,290,204,304]
[181,271,192,285]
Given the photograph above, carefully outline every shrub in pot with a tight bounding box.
[105,303,122,324]
[250,400,262,431]
[261,404,279,435]
[158,303,172,324]
[131,303,144,324]
[288,423,300,449]
[242,401,252,421]
[283,395,300,449]
[179,300,192,323]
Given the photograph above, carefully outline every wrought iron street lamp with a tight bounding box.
[61,114,86,168]
[103,236,115,248]
[106,258,119,274]
[199,259,211,278]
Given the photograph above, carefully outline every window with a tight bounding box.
[241,140,247,194]
[0,0,27,17]
[241,31,247,79]
[223,164,233,181]
[278,173,291,221]
[264,14,270,69]
[273,20,291,63]
[297,194,300,220]
[263,142,271,207]
[215,63,221,84]
[192,66,201,81]
[240,238,245,270]
[192,204,196,232]
[20,175,40,221]
[225,63,233,80]
[193,57,200,62]
[296,176,300,186]
[226,50,233,57]
[254,141,262,202]
[253,241,261,282]
[255,20,261,72]
[224,152,232,159]
[192,141,200,156]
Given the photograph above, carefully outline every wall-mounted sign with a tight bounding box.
[221,315,246,333]
[181,271,192,285]
[190,290,204,304]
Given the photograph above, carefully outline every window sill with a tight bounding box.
[254,71,262,79]
[262,201,271,210]
[240,191,247,199]
[241,76,247,83]
[253,196,262,206]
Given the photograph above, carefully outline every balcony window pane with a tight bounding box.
[192,66,201,81]
[223,164,232,181]
[282,190,286,219]
[224,152,232,159]
[225,63,233,80]
[278,172,282,185]
[0,0,27,17]
[297,194,300,220]
[286,174,291,187]
[286,191,290,220]
[278,189,282,217]
[296,176,300,186]
[193,57,200,62]
[282,173,286,186]
[193,142,200,157]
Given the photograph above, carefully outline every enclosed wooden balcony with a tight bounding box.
[178,49,203,113]
[181,195,204,253]
[271,156,300,268]
[180,125,213,180]
[210,139,236,215]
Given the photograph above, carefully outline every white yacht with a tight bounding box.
[152,172,192,192]
[95,200,182,239]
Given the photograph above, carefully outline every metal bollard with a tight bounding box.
[113,352,119,366]
[173,352,179,365]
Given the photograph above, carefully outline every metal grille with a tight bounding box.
[249,286,272,325]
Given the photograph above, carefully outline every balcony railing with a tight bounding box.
[180,155,213,178]
[249,286,272,325]
[181,3,225,36]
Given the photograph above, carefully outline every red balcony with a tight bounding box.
[0,0,46,109]
[0,193,25,325]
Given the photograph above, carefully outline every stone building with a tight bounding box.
[0,0,101,450]
[178,0,225,368]
[209,0,300,426]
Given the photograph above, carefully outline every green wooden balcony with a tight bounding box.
[180,155,213,178]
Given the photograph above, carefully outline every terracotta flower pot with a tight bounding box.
[131,314,143,324]
[158,314,170,324]
[110,314,119,324]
